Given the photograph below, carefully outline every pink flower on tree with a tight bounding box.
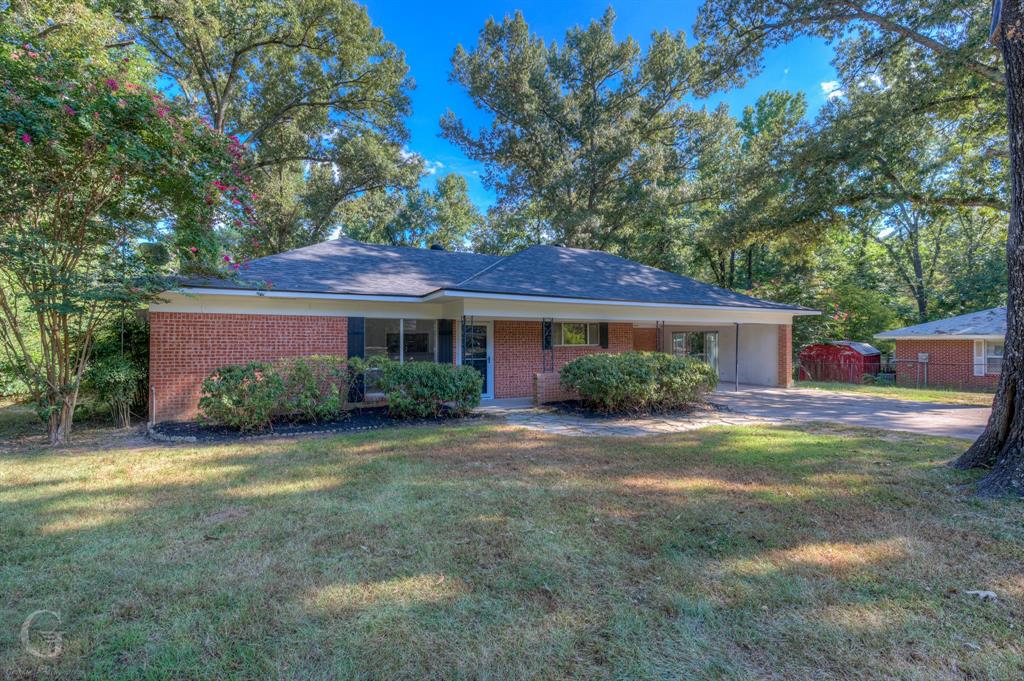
[223,255,231,263]
[20,133,31,145]
[62,104,76,115]
[189,246,199,253]
[105,78,119,91]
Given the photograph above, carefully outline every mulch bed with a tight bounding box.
[148,406,489,443]
[543,399,724,420]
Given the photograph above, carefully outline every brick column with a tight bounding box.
[777,324,794,388]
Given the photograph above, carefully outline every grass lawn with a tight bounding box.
[2,414,1022,679]
[795,381,996,407]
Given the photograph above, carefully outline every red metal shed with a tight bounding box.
[798,341,882,383]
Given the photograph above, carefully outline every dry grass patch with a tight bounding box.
[1,412,1021,680]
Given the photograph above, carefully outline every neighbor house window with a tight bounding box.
[986,341,1004,375]
[555,322,599,346]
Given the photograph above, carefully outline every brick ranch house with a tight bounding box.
[148,237,818,422]
[874,306,1005,390]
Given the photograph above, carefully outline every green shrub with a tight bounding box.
[277,356,349,423]
[87,315,149,416]
[198,362,285,432]
[374,359,483,419]
[559,351,718,414]
[84,355,143,428]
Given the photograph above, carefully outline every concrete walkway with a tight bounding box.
[475,399,766,437]
[475,386,991,440]
[709,386,991,440]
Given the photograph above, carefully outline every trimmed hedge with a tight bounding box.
[198,355,354,431]
[374,359,483,419]
[197,355,482,430]
[198,361,285,432]
[559,351,718,414]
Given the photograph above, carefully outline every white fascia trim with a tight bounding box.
[875,334,1005,341]
[426,289,820,315]
[176,285,820,316]
[175,287,424,304]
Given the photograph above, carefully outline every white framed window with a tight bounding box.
[671,331,720,373]
[555,322,599,346]
[364,318,437,363]
[986,341,1004,375]
[974,340,1004,376]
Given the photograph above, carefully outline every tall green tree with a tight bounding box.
[695,0,1020,494]
[0,3,249,444]
[441,9,712,255]
[687,91,809,288]
[129,0,421,256]
[339,174,483,250]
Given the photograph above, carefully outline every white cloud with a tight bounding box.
[399,147,445,175]
[820,80,844,101]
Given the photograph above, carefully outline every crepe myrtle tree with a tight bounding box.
[0,16,254,444]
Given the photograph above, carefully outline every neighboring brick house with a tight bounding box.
[874,307,1005,390]
[148,237,816,421]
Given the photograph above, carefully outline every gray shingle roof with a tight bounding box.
[183,237,501,297]
[182,237,809,311]
[875,307,1006,338]
[450,245,806,310]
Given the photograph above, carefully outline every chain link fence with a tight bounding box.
[796,357,999,393]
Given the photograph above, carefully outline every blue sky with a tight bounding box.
[362,0,839,211]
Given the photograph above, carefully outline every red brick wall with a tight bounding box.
[893,339,998,390]
[493,321,634,399]
[777,324,793,388]
[534,372,579,405]
[633,327,658,351]
[149,312,347,422]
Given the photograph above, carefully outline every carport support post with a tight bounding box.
[734,323,740,392]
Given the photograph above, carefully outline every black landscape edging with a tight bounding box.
[148,406,489,443]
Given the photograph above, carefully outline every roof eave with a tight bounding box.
[428,288,820,314]
[171,284,819,315]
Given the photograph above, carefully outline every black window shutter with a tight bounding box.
[599,322,609,349]
[347,317,365,402]
[437,319,453,364]
[542,320,553,350]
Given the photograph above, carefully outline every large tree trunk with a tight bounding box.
[954,1,1024,496]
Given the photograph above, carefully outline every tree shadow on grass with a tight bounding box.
[1,424,1022,680]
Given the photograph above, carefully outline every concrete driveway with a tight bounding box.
[711,386,992,440]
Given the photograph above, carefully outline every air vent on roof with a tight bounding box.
[429,244,446,251]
